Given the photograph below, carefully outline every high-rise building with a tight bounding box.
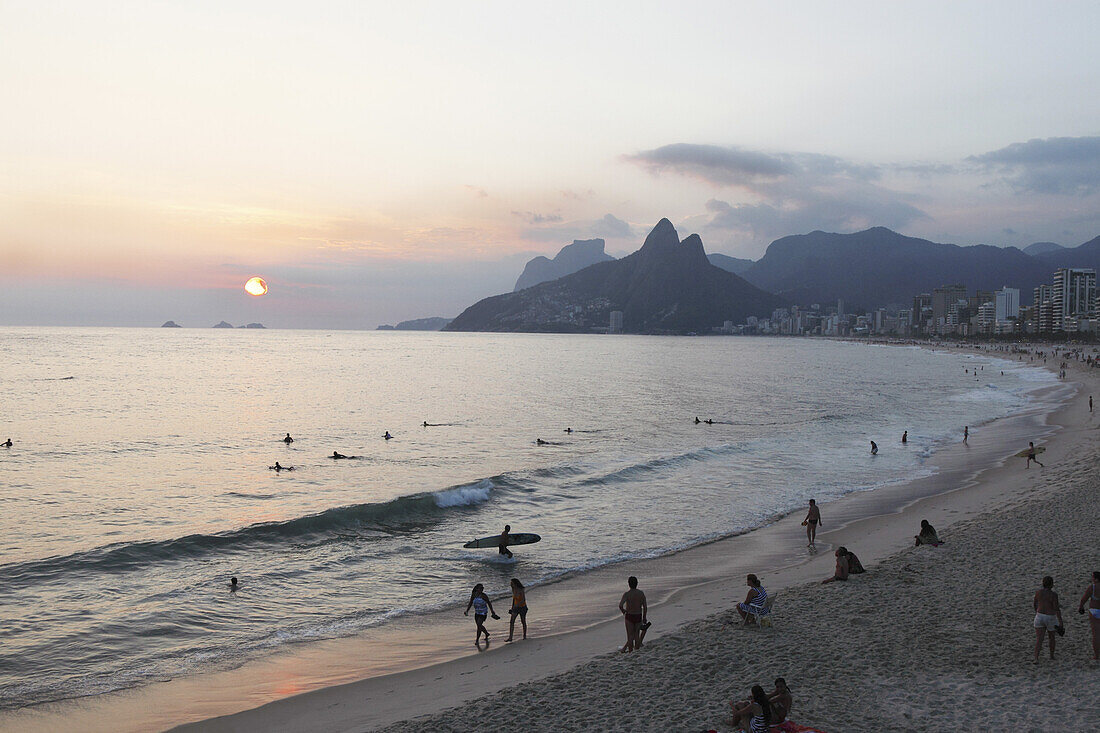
[1034,284,1054,333]
[1051,268,1096,332]
[995,287,1020,324]
[977,302,997,333]
[932,285,967,331]
[608,310,623,334]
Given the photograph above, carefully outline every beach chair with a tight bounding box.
[746,592,776,627]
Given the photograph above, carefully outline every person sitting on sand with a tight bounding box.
[1026,441,1044,469]
[618,576,647,652]
[1077,571,1100,663]
[915,519,943,546]
[464,583,499,644]
[846,548,866,574]
[735,574,769,625]
[768,678,793,725]
[506,578,528,642]
[283,433,293,444]
[822,547,850,583]
[802,499,821,548]
[1033,575,1063,662]
[729,684,772,732]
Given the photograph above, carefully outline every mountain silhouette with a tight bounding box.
[707,252,755,275]
[739,227,1100,307]
[514,239,615,291]
[448,219,781,334]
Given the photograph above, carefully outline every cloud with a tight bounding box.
[590,213,633,239]
[463,184,489,198]
[967,136,1100,195]
[511,210,563,224]
[624,143,880,188]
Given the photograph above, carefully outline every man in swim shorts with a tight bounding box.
[618,576,647,652]
[803,499,821,548]
[498,525,513,558]
[1033,575,1063,662]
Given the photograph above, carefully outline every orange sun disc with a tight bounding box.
[244,277,268,296]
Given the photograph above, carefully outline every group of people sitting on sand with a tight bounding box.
[729,678,793,732]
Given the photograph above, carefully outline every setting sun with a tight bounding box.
[244,277,268,296]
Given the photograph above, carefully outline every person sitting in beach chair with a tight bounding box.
[914,519,943,546]
[736,574,771,626]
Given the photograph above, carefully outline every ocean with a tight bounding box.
[0,328,1063,712]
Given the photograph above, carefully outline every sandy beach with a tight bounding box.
[155,345,1097,733]
[5,345,1095,733]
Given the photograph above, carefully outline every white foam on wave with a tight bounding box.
[433,478,494,507]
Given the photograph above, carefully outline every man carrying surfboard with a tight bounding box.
[499,525,514,558]
[1026,442,1044,469]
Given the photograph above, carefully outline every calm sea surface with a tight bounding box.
[0,329,1060,710]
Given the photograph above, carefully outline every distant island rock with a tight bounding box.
[447,219,782,334]
[706,252,755,275]
[376,317,453,331]
[240,323,266,329]
[514,239,615,291]
[213,321,234,328]
[161,321,182,328]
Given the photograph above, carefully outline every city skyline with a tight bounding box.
[3,1,1100,328]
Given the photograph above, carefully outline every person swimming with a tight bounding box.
[901,430,908,443]
[229,577,238,592]
[283,433,294,444]
[383,431,393,440]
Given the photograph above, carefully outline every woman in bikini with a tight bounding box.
[463,583,499,644]
[506,578,528,642]
[1078,570,1100,662]
[822,547,850,583]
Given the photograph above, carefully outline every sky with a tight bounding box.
[2,1,1099,328]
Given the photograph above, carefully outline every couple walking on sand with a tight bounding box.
[1034,572,1100,664]
[464,578,529,645]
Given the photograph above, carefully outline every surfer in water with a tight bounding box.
[283,433,294,444]
[1026,441,1044,469]
[229,577,238,592]
[695,417,701,424]
[498,525,514,558]
[271,461,294,471]
[870,440,878,455]
[2,438,11,448]
[964,426,969,442]
[464,583,499,644]
[901,430,907,444]
[331,451,349,459]
[564,427,573,433]
[536,438,548,445]
[383,431,393,440]
[705,419,715,425]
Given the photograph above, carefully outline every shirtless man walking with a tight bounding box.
[618,576,647,652]
[803,499,822,548]
[1033,575,1064,663]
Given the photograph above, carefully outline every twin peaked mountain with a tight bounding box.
[446,219,781,333]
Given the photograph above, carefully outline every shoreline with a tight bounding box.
[1,345,1083,733]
